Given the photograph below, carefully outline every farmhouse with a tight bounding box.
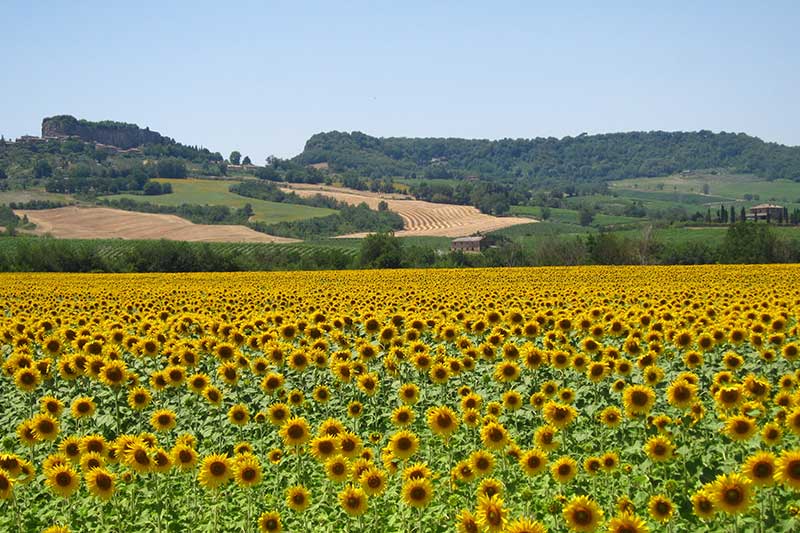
[451,235,486,253]
[747,204,784,221]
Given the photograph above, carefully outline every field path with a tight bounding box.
[280,184,533,237]
[15,207,299,243]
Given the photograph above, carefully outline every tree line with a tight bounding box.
[296,130,800,182]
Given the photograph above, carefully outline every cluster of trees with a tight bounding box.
[253,157,326,184]
[99,198,252,225]
[252,203,403,239]
[229,181,345,210]
[408,180,529,215]
[296,130,800,182]
[0,238,355,273]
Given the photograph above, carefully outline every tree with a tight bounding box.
[156,158,187,179]
[34,159,53,179]
[229,151,241,165]
[578,206,594,226]
[539,206,551,220]
[242,156,251,165]
[143,181,163,195]
[377,200,388,212]
[0,167,7,180]
[359,232,402,269]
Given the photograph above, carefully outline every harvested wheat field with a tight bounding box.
[14,206,299,243]
[281,183,534,237]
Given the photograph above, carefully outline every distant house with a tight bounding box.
[451,236,486,253]
[747,204,784,221]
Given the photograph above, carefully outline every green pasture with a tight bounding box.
[101,178,336,223]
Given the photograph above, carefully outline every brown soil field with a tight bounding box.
[15,207,299,243]
[281,184,534,237]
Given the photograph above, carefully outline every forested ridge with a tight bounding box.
[295,130,800,182]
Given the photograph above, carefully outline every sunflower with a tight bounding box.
[309,435,339,462]
[286,485,311,512]
[402,477,433,508]
[46,464,80,498]
[774,449,800,490]
[403,463,433,481]
[456,509,480,533]
[427,405,459,440]
[743,451,776,486]
[493,361,520,383]
[150,409,177,432]
[622,385,655,417]
[267,403,291,426]
[79,451,104,473]
[600,451,620,472]
[666,379,697,409]
[85,468,115,500]
[481,421,509,451]
[325,455,351,483]
[258,510,282,532]
[198,454,231,490]
[39,395,64,417]
[387,405,414,427]
[59,436,83,462]
[280,417,310,447]
[338,485,368,516]
[347,401,364,418]
[203,385,223,406]
[393,382,419,405]
[31,413,59,441]
[99,359,127,387]
[502,390,523,411]
[0,468,12,500]
[647,494,674,523]
[607,512,648,533]
[172,444,198,471]
[312,385,330,404]
[70,396,96,419]
[127,387,151,411]
[533,425,560,452]
[233,455,262,488]
[543,401,577,429]
[709,472,752,515]
[562,495,604,533]
[506,517,547,533]
[599,406,622,428]
[187,373,211,394]
[14,366,41,392]
[724,415,757,441]
[359,467,387,496]
[124,443,152,474]
[551,455,577,484]
[515,448,546,476]
[690,490,715,520]
[643,435,674,463]
[338,431,363,459]
[388,430,419,461]
[476,493,508,533]
[228,404,250,427]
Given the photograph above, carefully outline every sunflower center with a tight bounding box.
[96,473,112,490]
[134,450,149,465]
[287,425,304,439]
[574,509,590,524]
[788,460,800,479]
[56,471,72,487]
[631,391,648,406]
[210,461,226,476]
[558,465,571,475]
[724,488,742,504]
[242,468,256,481]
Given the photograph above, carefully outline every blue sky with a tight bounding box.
[2,1,798,160]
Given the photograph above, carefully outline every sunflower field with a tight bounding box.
[1,266,799,533]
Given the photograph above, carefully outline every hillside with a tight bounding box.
[294,130,800,183]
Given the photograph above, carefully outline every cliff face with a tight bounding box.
[42,115,170,149]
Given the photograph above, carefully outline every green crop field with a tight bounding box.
[611,173,800,205]
[0,189,75,205]
[101,178,336,223]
